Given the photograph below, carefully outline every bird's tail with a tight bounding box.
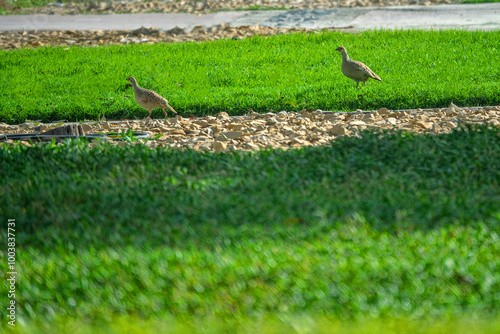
[167,103,178,114]
[372,73,382,82]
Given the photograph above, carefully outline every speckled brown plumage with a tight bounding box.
[126,76,177,118]
[336,46,382,88]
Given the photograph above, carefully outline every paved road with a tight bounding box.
[0,3,499,31]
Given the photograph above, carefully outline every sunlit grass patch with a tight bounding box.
[1,30,499,123]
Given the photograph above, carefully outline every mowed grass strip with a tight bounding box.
[1,125,499,322]
[1,29,499,123]
[12,316,500,334]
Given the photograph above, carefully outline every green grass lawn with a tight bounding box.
[1,30,499,123]
[1,124,499,331]
[1,29,500,332]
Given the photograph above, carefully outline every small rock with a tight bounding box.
[328,124,348,136]
[169,129,186,136]
[432,123,442,133]
[222,131,243,139]
[244,142,260,150]
[193,120,209,128]
[386,118,398,125]
[448,102,461,113]
[415,121,433,129]
[289,137,308,145]
[227,123,244,131]
[199,143,212,151]
[216,112,230,120]
[81,124,92,132]
[214,141,228,152]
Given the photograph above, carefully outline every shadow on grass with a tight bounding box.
[1,124,499,252]
[2,124,500,323]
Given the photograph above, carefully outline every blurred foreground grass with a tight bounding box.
[0,124,499,325]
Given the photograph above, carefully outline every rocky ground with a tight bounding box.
[2,104,499,151]
[0,0,460,50]
[0,25,313,50]
[3,0,457,16]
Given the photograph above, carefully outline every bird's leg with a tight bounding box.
[147,110,153,118]
[161,107,168,118]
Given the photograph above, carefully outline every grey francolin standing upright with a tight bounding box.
[126,76,177,118]
[335,47,382,89]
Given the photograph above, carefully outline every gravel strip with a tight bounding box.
[2,104,499,151]
[4,0,458,16]
[0,25,312,50]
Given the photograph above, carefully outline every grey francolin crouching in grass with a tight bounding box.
[336,46,382,89]
[126,76,177,118]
